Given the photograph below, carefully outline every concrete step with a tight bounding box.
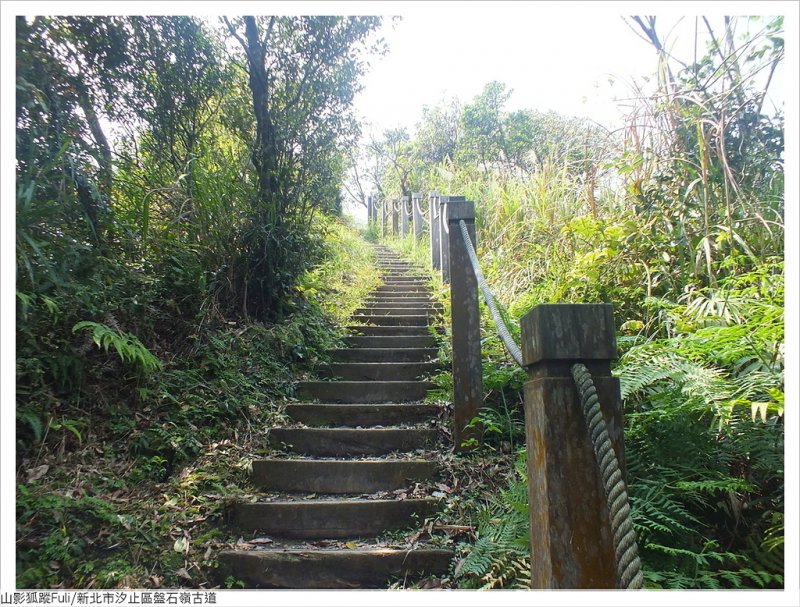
[380,276,428,282]
[374,285,430,293]
[322,362,439,381]
[217,547,453,589]
[355,307,438,317]
[363,300,435,308]
[296,380,436,403]
[284,403,438,427]
[252,459,438,493]
[345,325,433,336]
[331,347,438,362]
[232,498,440,538]
[269,427,438,456]
[351,314,429,326]
[344,335,437,348]
[364,300,442,308]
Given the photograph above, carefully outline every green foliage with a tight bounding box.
[72,321,162,376]
[455,452,530,589]
[371,17,783,591]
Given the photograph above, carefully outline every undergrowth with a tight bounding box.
[16,216,377,588]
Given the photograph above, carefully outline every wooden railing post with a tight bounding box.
[446,198,483,451]
[391,199,399,235]
[381,197,388,237]
[400,195,409,236]
[520,304,626,589]
[429,191,441,271]
[412,192,423,244]
[439,196,459,284]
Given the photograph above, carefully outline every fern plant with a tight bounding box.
[72,321,162,376]
[455,452,530,589]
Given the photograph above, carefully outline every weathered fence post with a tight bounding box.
[391,199,399,235]
[400,195,410,236]
[520,304,625,589]
[412,192,423,244]
[439,196,459,284]
[381,197,387,237]
[429,191,441,270]
[447,198,483,451]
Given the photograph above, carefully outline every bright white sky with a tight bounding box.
[1,1,799,601]
[353,3,789,137]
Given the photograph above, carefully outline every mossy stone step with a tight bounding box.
[284,403,438,427]
[330,347,437,362]
[350,314,430,327]
[269,427,438,456]
[232,498,440,538]
[344,335,437,349]
[217,548,454,589]
[322,361,439,381]
[252,459,438,493]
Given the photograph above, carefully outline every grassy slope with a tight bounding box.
[16,217,380,589]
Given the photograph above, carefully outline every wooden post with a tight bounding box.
[429,191,440,270]
[520,304,625,589]
[447,198,483,451]
[439,196,459,284]
[400,195,409,237]
[391,199,399,235]
[412,192,423,244]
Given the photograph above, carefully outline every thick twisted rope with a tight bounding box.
[570,363,644,589]
[458,219,524,366]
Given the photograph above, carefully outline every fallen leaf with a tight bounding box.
[175,567,192,581]
[27,465,49,483]
[435,483,453,494]
[345,541,358,549]
[173,537,188,553]
[250,537,273,545]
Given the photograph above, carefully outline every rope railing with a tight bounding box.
[457,219,524,367]
[456,216,643,590]
[571,363,644,589]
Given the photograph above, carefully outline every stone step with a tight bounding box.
[345,325,433,336]
[374,285,430,293]
[363,298,437,306]
[351,314,429,327]
[232,498,440,538]
[380,276,428,282]
[296,380,436,403]
[355,307,438,317]
[269,427,438,456]
[322,362,439,381]
[284,403,438,427]
[252,459,438,493]
[217,548,453,589]
[344,335,437,348]
[331,347,437,362]
[364,300,442,307]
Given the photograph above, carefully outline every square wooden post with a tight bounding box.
[520,304,626,589]
[429,191,441,270]
[400,195,410,236]
[391,199,399,235]
[439,196,462,284]
[447,199,483,451]
[412,192,424,244]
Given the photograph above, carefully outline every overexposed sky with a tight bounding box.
[353,6,788,138]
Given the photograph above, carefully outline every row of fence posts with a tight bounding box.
[367,193,628,589]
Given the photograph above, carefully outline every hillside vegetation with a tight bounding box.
[359,16,784,589]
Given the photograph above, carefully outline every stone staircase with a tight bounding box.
[217,245,453,588]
